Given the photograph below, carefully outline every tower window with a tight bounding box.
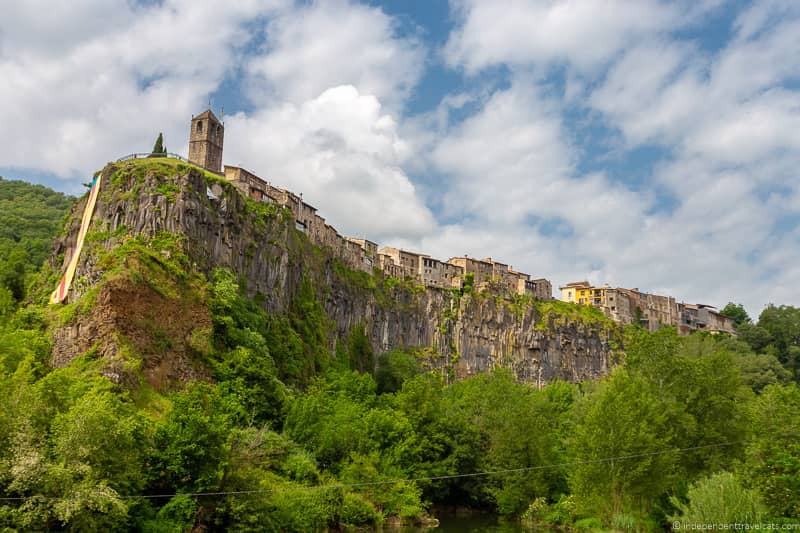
[197,121,203,133]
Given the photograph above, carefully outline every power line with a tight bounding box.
[0,441,741,502]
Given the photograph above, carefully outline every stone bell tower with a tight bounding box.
[188,109,224,173]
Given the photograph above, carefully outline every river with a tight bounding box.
[401,512,540,532]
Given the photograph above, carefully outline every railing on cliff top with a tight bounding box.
[116,152,192,163]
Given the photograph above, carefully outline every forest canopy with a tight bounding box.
[0,177,797,530]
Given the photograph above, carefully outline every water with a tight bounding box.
[401,512,541,532]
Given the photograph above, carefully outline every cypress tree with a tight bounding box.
[151,133,166,155]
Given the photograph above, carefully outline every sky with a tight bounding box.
[1,0,798,315]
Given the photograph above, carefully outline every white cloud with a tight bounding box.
[246,0,425,110]
[432,81,643,243]
[590,3,800,170]
[404,72,782,311]
[430,0,800,313]
[444,0,683,73]
[1,0,798,314]
[424,80,654,291]
[225,85,435,241]
[0,0,286,180]
[0,0,434,242]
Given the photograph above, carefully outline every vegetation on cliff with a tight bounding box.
[0,172,798,530]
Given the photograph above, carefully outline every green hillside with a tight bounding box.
[0,177,73,304]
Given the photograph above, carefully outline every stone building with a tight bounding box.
[380,247,424,279]
[560,282,677,332]
[224,165,268,201]
[621,288,678,331]
[347,238,378,258]
[346,238,378,271]
[448,256,494,285]
[678,304,736,335]
[529,278,553,300]
[378,253,404,278]
[598,287,634,324]
[188,109,224,174]
[485,258,519,294]
[442,262,465,289]
[419,256,449,288]
[560,281,733,335]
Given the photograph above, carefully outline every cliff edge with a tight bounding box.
[46,158,619,389]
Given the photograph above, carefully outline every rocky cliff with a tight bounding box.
[48,159,619,388]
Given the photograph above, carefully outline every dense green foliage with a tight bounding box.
[723,301,800,381]
[0,177,798,530]
[0,177,73,303]
[669,472,765,523]
[151,133,167,155]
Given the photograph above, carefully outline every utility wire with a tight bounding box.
[0,440,741,502]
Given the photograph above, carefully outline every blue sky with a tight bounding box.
[1,0,799,314]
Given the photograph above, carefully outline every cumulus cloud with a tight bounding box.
[424,76,787,310]
[430,0,800,312]
[246,0,425,110]
[225,86,435,242]
[412,81,636,287]
[0,0,286,182]
[590,12,800,167]
[1,0,798,312]
[444,0,686,73]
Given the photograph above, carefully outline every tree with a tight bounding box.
[737,322,774,353]
[447,371,574,515]
[743,384,800,518]
[755,305,800,379]
[150,383,237,492]
[0,177,72,302]
[568,368,684,520]
[344,324,374,373]
[151,132,167,155]
[375,349,421,394]
[734,351,792,392]
[669,472,764,523]
[720,302,751,327]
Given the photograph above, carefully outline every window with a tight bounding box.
[197,121,203,133]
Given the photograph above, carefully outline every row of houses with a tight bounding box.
[223,165,553,299]
[189,111,733,333]
[559,281,735,335]
[378,247,553,299]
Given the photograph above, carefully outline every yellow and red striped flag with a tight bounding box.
[50,173,103,304]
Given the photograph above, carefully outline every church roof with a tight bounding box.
[193,109,221,123]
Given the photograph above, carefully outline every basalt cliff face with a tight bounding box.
[49,160,618,387]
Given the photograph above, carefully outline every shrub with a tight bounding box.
[669,471,764,524]
[340,492,380,527]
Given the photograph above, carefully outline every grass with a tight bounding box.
[52,285,99,326]
[155,182,181,201]
[534,299,617,331]
[105,157,241,206]
[111,157,221,183]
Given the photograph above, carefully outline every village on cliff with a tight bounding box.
[185,108,735,336]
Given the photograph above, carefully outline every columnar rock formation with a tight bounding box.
[49,162,617,387]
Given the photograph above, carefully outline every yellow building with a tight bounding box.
[560,281,608,306]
